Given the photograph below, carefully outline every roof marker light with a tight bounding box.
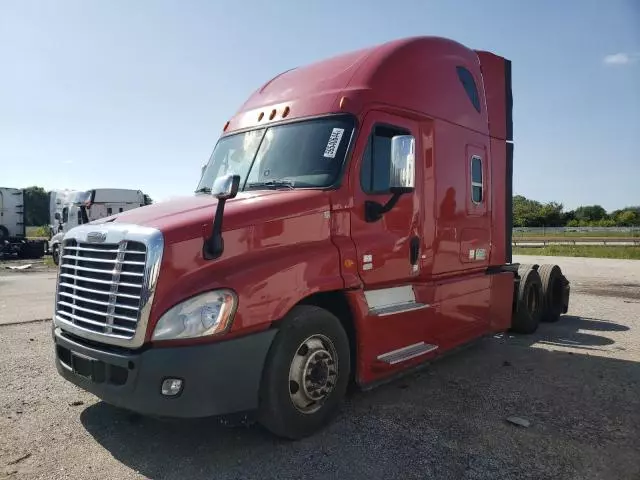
[269,109,276,120]
[339,96,347,109]
[282,106,290,118]
[258,112,264,121]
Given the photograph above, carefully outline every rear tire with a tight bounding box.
[511,268,543,334]
[257,305,350,439]
[538,264,564,323]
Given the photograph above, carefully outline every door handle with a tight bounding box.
[410,236,420,265]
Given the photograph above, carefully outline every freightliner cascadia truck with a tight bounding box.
[51,36,570,439]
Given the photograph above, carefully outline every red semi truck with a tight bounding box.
[52,36,570,439]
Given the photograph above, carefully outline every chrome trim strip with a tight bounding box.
[58,282,140,299]
[377,342,439,365]
[60,263,145,277]
[57,291,140,311]
[372,302,430,317]
[364,285,415,310]
[53,223,164,348]
[56,313,135,335]
[58,273,142,289]
[61,254,146,266]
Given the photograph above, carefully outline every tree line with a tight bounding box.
[513,195,640,228]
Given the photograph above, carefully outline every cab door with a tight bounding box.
[350,111,422,288]
[349,111,433,372]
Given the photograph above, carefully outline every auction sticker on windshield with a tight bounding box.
[323,128,345,158]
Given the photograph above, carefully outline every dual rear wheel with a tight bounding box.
[511,263,568,334]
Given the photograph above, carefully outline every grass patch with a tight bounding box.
[512,230,639,238]
[43,256,56,268]
[513,245,640,260]
[26,225,49,239]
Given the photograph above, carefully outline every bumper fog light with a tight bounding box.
[161,378,183,396]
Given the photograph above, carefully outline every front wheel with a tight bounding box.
[257,305,350,439]
[52,244,60,266]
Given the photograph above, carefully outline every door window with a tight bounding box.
[360,124,411,194]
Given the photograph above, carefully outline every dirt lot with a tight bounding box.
[0,256,639,480]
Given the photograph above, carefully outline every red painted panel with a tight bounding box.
[348,110,422,287]
[346,289,436,386]
[432,121,496,276]
[489,271,515,332]
[489,138,507,265]
[431,273,491,349]
[474,51,510,141]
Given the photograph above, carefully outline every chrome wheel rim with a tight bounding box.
[288,334,338,414]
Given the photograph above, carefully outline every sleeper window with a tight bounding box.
[471,156,483,203]
[457,66,481,113]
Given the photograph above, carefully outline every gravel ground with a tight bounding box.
[0,271,57,325]
[0,256,639,480]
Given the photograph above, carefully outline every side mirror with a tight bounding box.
[54,212,60,221]
[200,163,207,179]
[389,135,415,190]
[203,174,241,260]
[364,135,416,222]
[211,174,240,200]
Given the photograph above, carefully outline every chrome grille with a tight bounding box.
[57,239,147,339]
[54,224,164,348]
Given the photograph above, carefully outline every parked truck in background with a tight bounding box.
[48,188,147,265]
[51,36,570,439]
[49,189,81,238]
[0,187,47,259]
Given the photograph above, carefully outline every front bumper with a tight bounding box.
[53,326,277,418]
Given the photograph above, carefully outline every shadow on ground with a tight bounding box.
[80,314,640,480]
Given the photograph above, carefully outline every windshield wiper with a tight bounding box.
[244,180,295,190]
[194,187,211,194]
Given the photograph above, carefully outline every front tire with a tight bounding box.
[52,244,60,266]
[257,305,350,439]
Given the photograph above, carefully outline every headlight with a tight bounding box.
[151,289,237,341]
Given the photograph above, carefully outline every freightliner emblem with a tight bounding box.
[86,231,107,243]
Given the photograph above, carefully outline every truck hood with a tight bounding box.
[96,189,332,243]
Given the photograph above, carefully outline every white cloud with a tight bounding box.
[603,52,639,66]
[63,160,73,164]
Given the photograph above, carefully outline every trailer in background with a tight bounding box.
[48,188,147,265]
[0,187,46,259]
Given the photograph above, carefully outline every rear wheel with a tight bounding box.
[538,264,565,322]
[257,305,350,439]
[511,268,543,334]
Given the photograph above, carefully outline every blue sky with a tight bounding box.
[1,0,638,211]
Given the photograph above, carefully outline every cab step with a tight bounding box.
[377,342,439,365]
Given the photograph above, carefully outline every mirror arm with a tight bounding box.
[365,187,413,223]
[203,199,227,260]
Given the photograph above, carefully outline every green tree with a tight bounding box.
[23,186,49,226]
[539,201,564,227]
[615,209,639,226]
[513,195,565,227]
[574,205,607,223]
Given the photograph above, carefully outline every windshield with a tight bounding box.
[196,115,355,193]
[68,190,92,205]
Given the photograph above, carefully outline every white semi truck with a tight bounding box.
[49,188,147,264]
[0,187,47,259]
